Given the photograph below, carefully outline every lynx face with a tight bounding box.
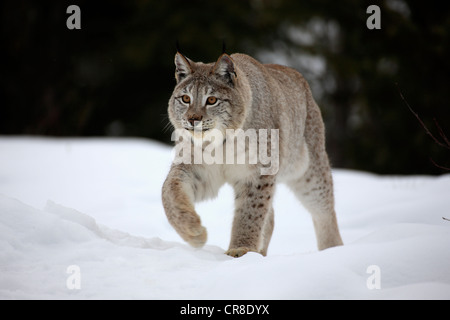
[168,53,250,143]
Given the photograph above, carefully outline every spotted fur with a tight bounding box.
[162,52,343,257]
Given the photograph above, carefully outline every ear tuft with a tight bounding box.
[174,52,192,83]
[212,54,236,86]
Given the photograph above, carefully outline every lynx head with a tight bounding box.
[168,52,251,142]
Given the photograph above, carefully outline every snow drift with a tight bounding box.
[0,137,449,299]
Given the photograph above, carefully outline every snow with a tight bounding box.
[1,136,450,299]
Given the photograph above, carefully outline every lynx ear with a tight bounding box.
[212,54,236,86]
[174,52,192,83]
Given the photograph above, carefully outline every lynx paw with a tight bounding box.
[185,225,207,248]
[225,247,251,258]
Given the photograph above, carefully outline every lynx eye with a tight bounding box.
[206,96,218,106]
[181,95,191,104]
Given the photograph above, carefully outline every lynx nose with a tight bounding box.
[187,114,203,127]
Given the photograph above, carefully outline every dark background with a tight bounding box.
[1,0,449,175]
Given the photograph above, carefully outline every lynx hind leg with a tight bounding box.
[289,166,343,251]
[260,206,274,256]
[227,177,275,257]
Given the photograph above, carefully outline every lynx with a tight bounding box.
[162,52,343,257]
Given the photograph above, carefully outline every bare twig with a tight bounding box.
[396,83,450,170]
[430,158,450,171]
[433,118,450,149]
[396,83,449,149]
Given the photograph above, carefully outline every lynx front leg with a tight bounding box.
[227,176,276,257]
[162,164,207,248]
